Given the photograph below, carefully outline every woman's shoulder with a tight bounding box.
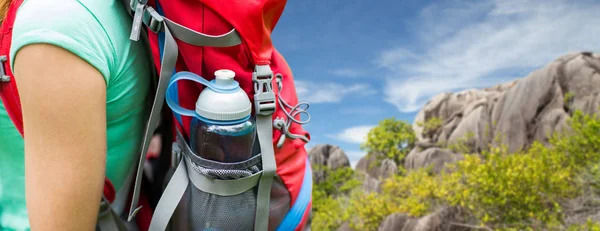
[14,0,133,43]
[10,0,144,84]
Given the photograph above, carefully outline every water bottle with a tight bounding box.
[188,69,256,163]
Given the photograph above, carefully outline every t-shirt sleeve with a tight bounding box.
[9,0,115,84]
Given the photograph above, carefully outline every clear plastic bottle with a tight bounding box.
[190,117,255,163]
[188,69,256,163]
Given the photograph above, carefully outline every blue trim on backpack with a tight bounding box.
[155,1,183,125]
[156,0,165,59]
[276,158,313,231]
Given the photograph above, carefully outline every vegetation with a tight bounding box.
[446,131,475,154]
[566,219,600,231]
[564,91,575,105]
[312,110,600,231]
[360,118,415,167]
[416,116,443,136]
[312,166,361,231]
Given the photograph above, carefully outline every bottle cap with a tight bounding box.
[195,69,252,122]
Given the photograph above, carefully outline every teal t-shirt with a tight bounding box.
[0,0,151,230]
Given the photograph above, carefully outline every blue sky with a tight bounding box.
[270,0,600,167]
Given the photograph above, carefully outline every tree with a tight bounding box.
[360,118,415,166]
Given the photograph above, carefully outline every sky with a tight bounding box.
[270,0,600,167]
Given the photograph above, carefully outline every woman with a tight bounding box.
[0,0,151,230]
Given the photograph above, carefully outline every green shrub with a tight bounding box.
[312,166,362,230]
[566,219,600,231]
[312,195,347,231]
[564,91,574,105]
[361,118,415,166]
[444,142,573,228]
[382,168,441,217]
[346,191,397,231]
[446,131,475,154]
[551,111,600,172]
[344,168,442,230]
[416,116,443,136]
[314,167,361,197]
[346,110,600,230]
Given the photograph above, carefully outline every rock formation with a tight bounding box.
[354,154,397,192]
[308,144,350,184]
[407,52,600,173]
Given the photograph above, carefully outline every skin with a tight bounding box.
[13,43,107,231]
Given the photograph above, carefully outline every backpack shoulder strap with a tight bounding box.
[253,64,278,231]
[0,0,25,136]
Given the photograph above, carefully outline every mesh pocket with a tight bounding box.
[172,182,257,231]
[169,156,291,231]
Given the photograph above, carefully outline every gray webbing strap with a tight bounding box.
[127,0,242,48]
[164,19,242,47]
[253,65,277,231]
[185,156,262,196]
[254,116,276,231]
[148,158,189,231]
[127,15,177,221]
[130,0,147,41]
[98,197,127,231]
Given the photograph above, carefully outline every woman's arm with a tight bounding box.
[13,43,107,231]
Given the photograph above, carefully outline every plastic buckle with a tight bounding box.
[142,7,164,33]
[252,68,276,116]
[0,56,9,83]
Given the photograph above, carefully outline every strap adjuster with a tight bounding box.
[129,0,163,40]
[253,66,276,116]
[142,7,164,33]
[171,142,182,168]
[0,56,10,83]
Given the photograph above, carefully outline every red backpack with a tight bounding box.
[121,0,313,230]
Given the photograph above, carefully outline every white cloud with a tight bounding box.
[327,125,375,144]
[380,0,600,113]
[330,68,364,78]
[295,80,375,104]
